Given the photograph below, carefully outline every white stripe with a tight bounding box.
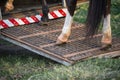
[0,25,3,29]
[62,8,67,14]
[14,18,25,25]
[26,17,35,23]
[35,15,42,21]
[54,11,63,17]
[0,9,67,29]
[3,20,14,27]
[48,13,54,19]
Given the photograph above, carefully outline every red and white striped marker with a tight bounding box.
[0,8,67,30]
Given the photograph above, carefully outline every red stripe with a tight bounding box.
[0,9,67,29]
[40,14,43,16]
[0,20,9,28]
[31,16,39,22]
[58,9,66,16]
[20,17,30,24]
[50,12,58,19]
[9,19,19,26]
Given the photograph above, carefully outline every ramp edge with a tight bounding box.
[0,35,72,66]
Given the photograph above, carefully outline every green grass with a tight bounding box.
[0,0,120,80]
[0,52,120,80]
[111,0,120,36]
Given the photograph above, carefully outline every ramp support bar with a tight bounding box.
[0,35,72,66]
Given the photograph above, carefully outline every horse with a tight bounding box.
[5,0,49,22]
[56,0,112,49]
[5,0,112,49]
[4,0,51,22]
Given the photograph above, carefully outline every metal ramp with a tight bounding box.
[0,18,120,66]
[0,1,120,65]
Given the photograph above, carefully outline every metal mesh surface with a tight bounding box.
[43,36,102,56]
[1,18,64,37]
[1,8,120,64]
[20,23,87,47]
[69,37,120,61]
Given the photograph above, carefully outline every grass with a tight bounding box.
[0,0,120,80]
[0,52,120,80]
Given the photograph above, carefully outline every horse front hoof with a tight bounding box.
[5,8,12,12]
[39,21,49,26]
[100,44,112,50]
[5,3,14,12]
[56,39,66,45]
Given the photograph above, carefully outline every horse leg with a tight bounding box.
[101,0,112,49]
[56,10,73,44]
[41,0,49,23]
[5,0,14,12]
[56,0,77,44]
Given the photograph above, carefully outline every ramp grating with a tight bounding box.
[1,18,120,66]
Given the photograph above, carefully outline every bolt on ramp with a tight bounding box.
[0,18,120,66]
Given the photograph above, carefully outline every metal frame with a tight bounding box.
[0,35,72,66]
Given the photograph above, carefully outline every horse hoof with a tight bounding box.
[5,8,11,12]
[56,39,66,45]
[5,4,14,12]
[100,44,112,50]
[39,21,49,26]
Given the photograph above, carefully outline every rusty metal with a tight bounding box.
[69,41,120,61]
[92,50,120,58]
[0,3,120,65]
[1,16,120,65]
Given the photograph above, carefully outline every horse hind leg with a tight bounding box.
[101,0,112,50]
[5,0,14,12]
[101,14,112,50]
